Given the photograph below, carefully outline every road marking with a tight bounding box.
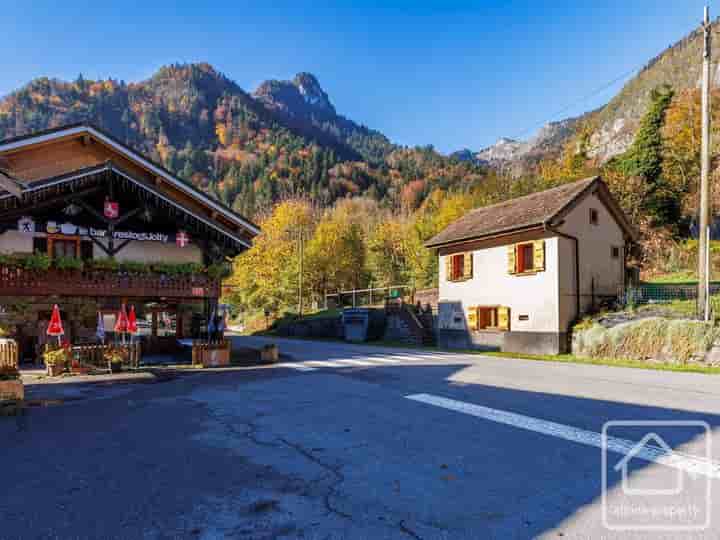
[304,361,344,368]
[405,393,720,479]
[275,363,318,372]
[360,357,402,364]
[334,358,399,367]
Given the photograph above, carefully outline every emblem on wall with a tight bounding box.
[104,200,119,219]
[60,222,78,235]
[17,216,35,234]
[46,221,59,234]
[176,231,190,248]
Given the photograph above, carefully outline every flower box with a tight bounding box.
[192,340,231,367]
[47,363,66,377]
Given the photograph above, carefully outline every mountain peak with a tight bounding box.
[292,72,333,111]
[254,72,335,115]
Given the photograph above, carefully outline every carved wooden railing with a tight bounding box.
[0,339,18,371]
[0,266,220,298]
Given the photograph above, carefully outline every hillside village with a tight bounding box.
[3,5,720,538]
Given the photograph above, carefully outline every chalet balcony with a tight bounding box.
[0,266,220,299]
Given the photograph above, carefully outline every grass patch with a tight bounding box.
[479,351,720,374]
[644,271,699,284]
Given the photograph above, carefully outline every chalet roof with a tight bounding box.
[0,123,259,239]
[425,176,638,248]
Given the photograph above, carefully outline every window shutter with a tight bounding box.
[466,306,478,331]
[533,240,545,271]
[463,252,473,280]
[445,255,453,281]
[497,306,510,331]
[507,245,516,274]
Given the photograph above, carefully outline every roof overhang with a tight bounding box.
[0,124,260,237]
[0,170,23,197]
[0,162,251,249]
[425,223,545,249]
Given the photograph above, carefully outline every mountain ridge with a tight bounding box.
[0,62,487,218]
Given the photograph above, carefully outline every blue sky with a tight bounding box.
[0,1,713,153]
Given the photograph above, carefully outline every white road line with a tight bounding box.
[405,393,720,480]
[334,358,401,366]
[360,358,402,364]
[304,361,345,368]
[275,363,317,372]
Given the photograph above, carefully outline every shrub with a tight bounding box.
[119,261,151,274]
[152,262,203,275]
[574,318,719,364]
[0,366,19,381]
[88,257,119,271]
[54,255,83,271]
[207,262,232,280]
[43,347,70,366]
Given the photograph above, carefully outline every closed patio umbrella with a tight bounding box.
[96,311,105,344]
[47,304,64,346]
[115,304,129,344]
[127,305,138,341]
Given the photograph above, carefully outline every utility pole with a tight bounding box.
[699,5,712,320]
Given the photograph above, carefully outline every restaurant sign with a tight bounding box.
[17,218,173,243]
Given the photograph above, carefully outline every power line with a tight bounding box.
[509,64,643,142]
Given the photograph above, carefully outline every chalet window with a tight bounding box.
[33,237,48,255]
[611,246,620,259]
[50,238,78,259]
[467,305,511,331]
[508,240,545,274]
[80,240,93,261]
[445,252,473,282]
[478,307,498,329]
[517,243,534,273]
[589,208,599,225]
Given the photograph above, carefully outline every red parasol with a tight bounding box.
[47,304,65,337]
[114,304,129,334]
[127,305,138,335]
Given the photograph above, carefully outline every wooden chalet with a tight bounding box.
[0,123,258,362]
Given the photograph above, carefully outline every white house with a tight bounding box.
[425,176,638,354]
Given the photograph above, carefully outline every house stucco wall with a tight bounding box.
[0,231,34,253]
[438,235,561,335]
[0,230,202,264]
[556,191,626,329]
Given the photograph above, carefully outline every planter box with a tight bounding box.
[46,364,66,377]
[260,344,279,364]
[199,348,230,367]
[192,340,231,367]
[0,379,24,401]
[109,362,123,374]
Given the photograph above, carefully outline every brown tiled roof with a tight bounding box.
[425,176,600,247]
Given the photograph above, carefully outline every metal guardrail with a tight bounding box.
[325,285,412,309]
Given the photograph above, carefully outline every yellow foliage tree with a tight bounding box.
[226,199,315,315]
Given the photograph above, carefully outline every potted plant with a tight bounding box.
[43,347,69,376]
[104,348,125,373]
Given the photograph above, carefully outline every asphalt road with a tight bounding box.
[3,336,720,539]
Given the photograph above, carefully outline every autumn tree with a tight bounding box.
[226,198,315,316]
